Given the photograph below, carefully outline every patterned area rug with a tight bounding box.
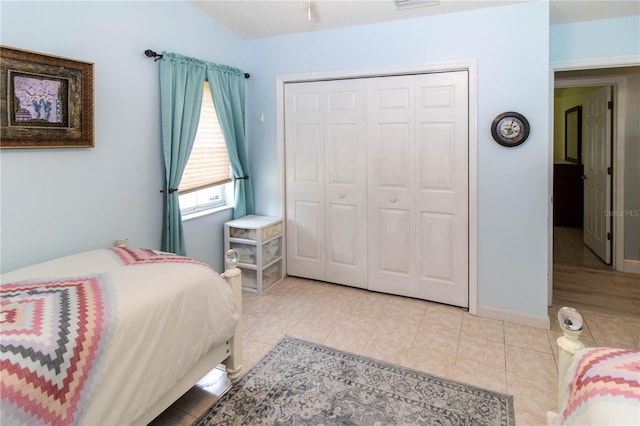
[196,336,515,425]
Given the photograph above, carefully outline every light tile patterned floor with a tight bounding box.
[150,273,640,426]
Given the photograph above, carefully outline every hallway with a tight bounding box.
[553,226,638,318]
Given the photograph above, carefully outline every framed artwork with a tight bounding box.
[1,46,94,149]
[564,105,582,164]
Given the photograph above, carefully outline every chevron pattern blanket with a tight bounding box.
[1,247,237,426]
[1,275,115,425]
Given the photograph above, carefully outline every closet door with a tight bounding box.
[368,72,469,307]
[366,75,417,296]
[414,72,468,307]
[285,80,368,287]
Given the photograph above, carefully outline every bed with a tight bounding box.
[547,308,639,425]
[0,247,243,426]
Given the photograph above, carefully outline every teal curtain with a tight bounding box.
[159,53,206,255]
[206,66,255,219]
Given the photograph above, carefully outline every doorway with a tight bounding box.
[552,85,613,270]
[550,64,639,309]
[553,66,637,275]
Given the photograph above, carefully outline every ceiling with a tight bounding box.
[189,0,640,39]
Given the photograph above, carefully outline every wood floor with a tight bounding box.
[553,263,640,317]
[552,226,640,317]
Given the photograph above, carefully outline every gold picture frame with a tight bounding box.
[0,46,94,149]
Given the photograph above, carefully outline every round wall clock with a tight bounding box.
[491,112,530,147]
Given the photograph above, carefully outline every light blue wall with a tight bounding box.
[550,15,640,62]
[3,1,633,320]
[0,1,246,272]
[244,1,551,319]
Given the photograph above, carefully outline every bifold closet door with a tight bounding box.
[285,80,368,288]
[285,71,469,307]
[367,71,469,307]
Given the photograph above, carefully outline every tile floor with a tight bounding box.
[151,274,640,426]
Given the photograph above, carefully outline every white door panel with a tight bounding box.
[292,124,322,182]
[285,80,368,287]
[326,202,365,285]
[285,85,326,280]
[327,124,358,184]
[292,201,323,259]
[326,203,358,265]
[375,208,414,274]
[288,200,324,278]
[583,86,611,264]
[367,76,416,297]
[415,72,468,306]
[368,72,468,306]
[418,123,455,189]
[323,80,368,287]
[419,212,454,281]
[374,124,413,188]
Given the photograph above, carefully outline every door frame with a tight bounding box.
[548,56,636,306]
[276,60,478,315]
[554,77,625,272]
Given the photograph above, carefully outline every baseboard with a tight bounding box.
[623,259,640,275]
[477,305,550,330]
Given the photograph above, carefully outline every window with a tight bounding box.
[179,81,233,215]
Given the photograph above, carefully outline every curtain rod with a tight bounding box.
[144,49,250,79]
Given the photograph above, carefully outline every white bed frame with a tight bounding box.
[131,261,243,426]
[555,325,585,404]
[549,317,640,425]
[547,317,586,424]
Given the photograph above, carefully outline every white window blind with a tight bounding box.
[178,81,232,194]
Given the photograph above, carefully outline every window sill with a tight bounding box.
[182,204,233,222]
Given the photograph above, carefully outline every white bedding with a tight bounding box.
[1,248,239,425]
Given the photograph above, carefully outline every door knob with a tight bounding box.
[581,175,588,180]
[390,196,397,203]
[338,193,345,199]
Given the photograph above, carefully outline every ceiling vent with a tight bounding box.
[394,0,440,10]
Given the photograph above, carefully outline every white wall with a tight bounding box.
[244,1,551,323]
[0,1,246,272]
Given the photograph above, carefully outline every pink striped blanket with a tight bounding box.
[558,347,640,425]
